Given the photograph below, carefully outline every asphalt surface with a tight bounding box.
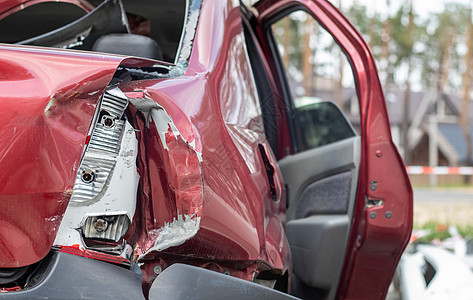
[414,187,473,202]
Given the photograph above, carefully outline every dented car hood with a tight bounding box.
[0,44,125,267]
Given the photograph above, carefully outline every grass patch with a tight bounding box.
[412,183,473,189]
[458,225,473,238]
[413,221,473,243]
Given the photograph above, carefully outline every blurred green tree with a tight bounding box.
[344,1,472,165]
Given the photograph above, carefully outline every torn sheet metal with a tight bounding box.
[128,96,201,161]
[138,215,200,260]
[127,95,203,260]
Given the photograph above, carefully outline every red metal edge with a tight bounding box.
[0,286,21,293]
[58,245,130,266]
[254,0,413,298]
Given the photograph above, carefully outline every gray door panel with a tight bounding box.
[286,215,349,289]
[279,136,360,299]
[279,136,361,221]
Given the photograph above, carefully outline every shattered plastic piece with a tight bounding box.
[398,245,473,300]
[122,67,166,78]
[440,226,467,257]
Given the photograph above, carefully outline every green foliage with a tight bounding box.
[459,225,473,238]
[390,4,417,66]
[272,13,305,74]
[345,4,373,38]
[414,221,473,242]
[345,4,383,55]
[273,2,473,94]
[343,1,472,91]
[414,221,452,242]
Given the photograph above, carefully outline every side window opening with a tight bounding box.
[296,100,355,149]
[270,10,359,153]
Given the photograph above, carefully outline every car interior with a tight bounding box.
[0,0,187,63]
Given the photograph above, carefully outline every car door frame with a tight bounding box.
[249,0,413,299]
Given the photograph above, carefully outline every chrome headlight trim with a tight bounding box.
[69,87,128,206]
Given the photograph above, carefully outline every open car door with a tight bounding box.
[243,0,413,299]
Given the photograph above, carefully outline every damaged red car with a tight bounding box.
[0,0,412,299]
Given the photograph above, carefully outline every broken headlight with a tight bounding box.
[54,86,139,253]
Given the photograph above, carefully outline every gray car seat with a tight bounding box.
[93,33,163,60]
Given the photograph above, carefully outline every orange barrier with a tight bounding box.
[406,166,473,175]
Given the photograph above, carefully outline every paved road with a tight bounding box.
[414,187,473,202]
[413,187,473,225]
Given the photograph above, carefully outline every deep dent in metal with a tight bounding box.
[128,96,203,259]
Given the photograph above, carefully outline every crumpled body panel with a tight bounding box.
[0,0,290,283]
[0,45,122,267]
[119,0,290,285]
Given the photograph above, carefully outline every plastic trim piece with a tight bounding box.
[0,252,144,299]
[149,263,299,300]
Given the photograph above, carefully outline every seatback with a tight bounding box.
[93,33,163,60]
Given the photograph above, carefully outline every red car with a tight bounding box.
[0,0,412,299]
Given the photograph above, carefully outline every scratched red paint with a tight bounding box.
[0,45,122,267]
[59,245,130,265]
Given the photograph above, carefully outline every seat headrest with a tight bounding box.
[92,33,163,60]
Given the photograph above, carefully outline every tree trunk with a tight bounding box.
[461,11,473,167]
[302,18,314,96]
[368,1,377,48]
[381,0,392,89]
[402,63,412,163]
[440,30,455,93]
[335,49,344,111]
[401,0,414,163]
[282,18,291,68]
[335,0,344,110]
